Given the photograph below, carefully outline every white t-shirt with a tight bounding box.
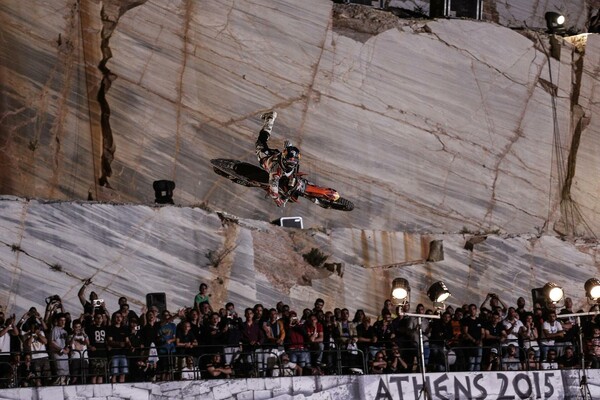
[541,320,563,346]
[0,328,11,353]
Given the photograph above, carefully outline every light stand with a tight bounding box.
[401,312,441,400]
[553,311,599,400]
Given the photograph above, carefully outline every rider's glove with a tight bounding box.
[273,197,285,207]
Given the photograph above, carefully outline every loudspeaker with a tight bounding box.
[531,288,545,308]
[278,217,303,229]
[153,180,175,204]
[430,0,482,20]
[146,292,167,314]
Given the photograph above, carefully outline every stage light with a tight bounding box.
[391,278,410,305]
[427,281,451,303]
[543,282,564,304]
[545,12,566,34]
[585,278,600,302]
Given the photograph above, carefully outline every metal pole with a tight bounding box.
[400,312,440,400]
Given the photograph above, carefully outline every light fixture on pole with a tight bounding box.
[427,281,451,311]
[545,11,566,35]
[543,282,564,305]
[585,278,600,303]
[391,279,449,400]
[391,278,410,306]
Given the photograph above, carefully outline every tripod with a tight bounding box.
[401,312,440,400]
[557,312,598,399]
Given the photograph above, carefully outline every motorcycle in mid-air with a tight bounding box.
[211,159,354,211]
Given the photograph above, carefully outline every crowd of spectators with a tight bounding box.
[2,282,600,388]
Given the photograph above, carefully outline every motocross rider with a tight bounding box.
[255,111,303,207]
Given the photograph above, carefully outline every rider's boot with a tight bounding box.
[260,111,277,135]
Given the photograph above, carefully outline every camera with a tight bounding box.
[45,295,61,304]
[135,325,140,331]
[93,299,104,307]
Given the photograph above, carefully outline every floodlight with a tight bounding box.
[391,278,410,304]
[585,278,600,302]
[427,281,451,303]
[543,282,564,304]
[545,12,566,34]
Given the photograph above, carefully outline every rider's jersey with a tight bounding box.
[260,152,298,200]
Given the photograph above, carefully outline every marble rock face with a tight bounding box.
[0,1,598,235]
[1,1,600,314]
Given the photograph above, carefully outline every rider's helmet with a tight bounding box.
[281,143,301,172]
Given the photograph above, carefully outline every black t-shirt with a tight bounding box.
[87,325,107,358]
[107,325,129,356]
[461,316,484,343]
[140,323,160,347]
[483,322,505,346]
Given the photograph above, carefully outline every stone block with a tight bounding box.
[292,376,317,395]
[112,384,152,400]
[263,377,283,390]
[38,386,65,400]
[0,388,35,400]
[92,384,113,397]
[235,390,255,400]
[253,390,274,400]
[246,378,266,391]
[213,382,237,400]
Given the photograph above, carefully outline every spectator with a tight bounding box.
[428,312,453,372]
[352,309,366,325]
[386,342,409,373]
[286,312,309,369]
[541,311,564,361]
[373,309,395,351]
[0,311,18,386]
[77,279,97,317]
[519,313,539,360]
[502,343,521,371]
[197,302,212,326]
[157,310,177,381]
[516,297,529,322]
[22,321,50,386]
[18,353,36,387]
[483,312,506,369]
[313,298,325,315]
[586,325,600,368]
[486,347,501,371]
[393,304,417,371]
[49,313,70,385]
[68,320,89,385]
[356,315,377,361]
[187,309,203,340]
[541,349,559,369]
[176,321,198,371]
[220,306,243,366]
[205,353,232,379]
[262,308,285,371]
[369,350,387,374]
[502,307,523,351]
[461,304,484,371]
[524,348,538,370]
[379,299,397,321]
[194,283,212,313]
[139,311,160,382]
[240,308,265,376]
[272,352,302,377]
[107,312,130,383]
[481,293,507,319]
[127,317,146,382]
[254,304,268,326]
[407,304,430,369]
[180,356,197,380]
[86,313,108,384]
[305,313,324,367]
[112,297,138,324]
[557,345,579,369]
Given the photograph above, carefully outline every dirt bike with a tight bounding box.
[211,159,354,211]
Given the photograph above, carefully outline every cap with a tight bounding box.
[490,348,498,354]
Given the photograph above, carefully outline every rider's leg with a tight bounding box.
[255,111,277,164]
